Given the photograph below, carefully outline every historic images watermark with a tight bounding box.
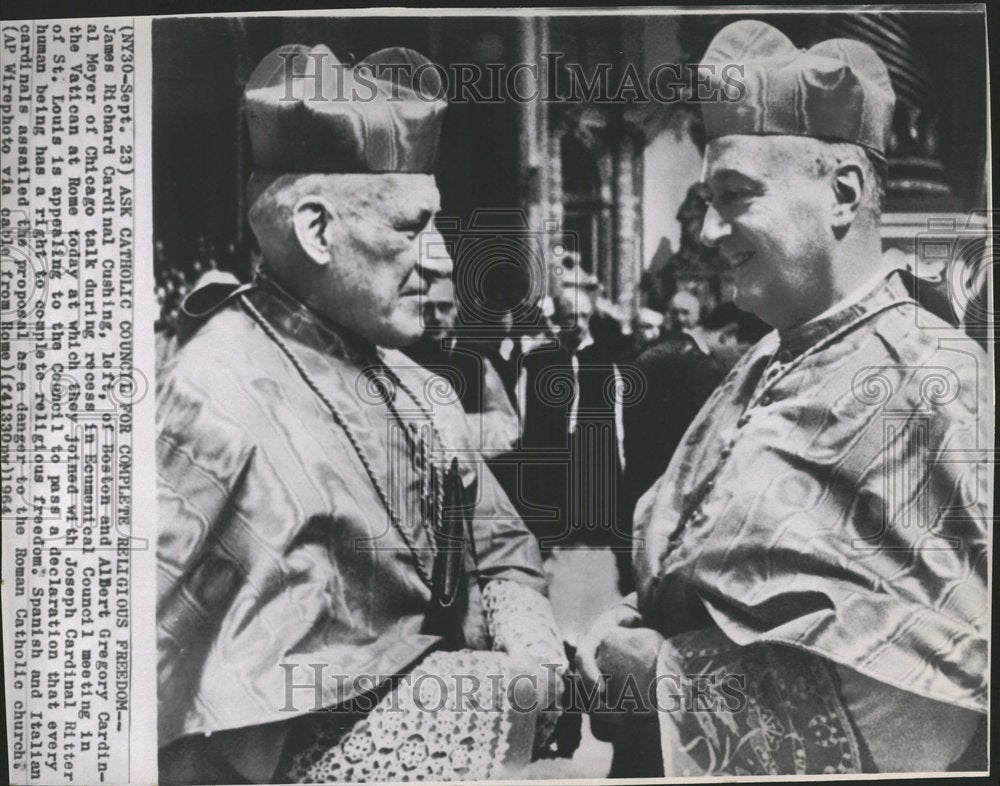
[277,50,747,105]
[279,663,748,716]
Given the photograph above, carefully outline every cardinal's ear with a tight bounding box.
[831,163,864,235]
[292,196,337,266]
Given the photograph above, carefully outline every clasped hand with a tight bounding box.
[575,594,664,725]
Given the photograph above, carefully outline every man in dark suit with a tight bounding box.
[517,283,628,554]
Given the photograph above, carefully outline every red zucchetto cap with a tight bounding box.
[245,43,447,179]
[700,20,896,158]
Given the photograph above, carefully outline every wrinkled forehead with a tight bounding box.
[264,173,441,223]
[333,173,440,212]
[702,135,811,184]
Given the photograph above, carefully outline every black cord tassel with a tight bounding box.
[431,456,465,608]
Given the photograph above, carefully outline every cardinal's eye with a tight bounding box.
[394,210,433,239]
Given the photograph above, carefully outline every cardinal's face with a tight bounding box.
[313,174,453,347]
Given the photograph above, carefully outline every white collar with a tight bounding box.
[803,269,890,328]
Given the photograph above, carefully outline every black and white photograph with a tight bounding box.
[149,9,992,782]
[1,5,993,786]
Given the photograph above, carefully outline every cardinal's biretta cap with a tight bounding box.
[700,20,895,158]
[245,43,446,182]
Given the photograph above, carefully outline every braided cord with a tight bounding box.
[381,362,484,602]
[377,362,448,533]
[239,294,435,589]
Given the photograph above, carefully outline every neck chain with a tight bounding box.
[240,292,444,590]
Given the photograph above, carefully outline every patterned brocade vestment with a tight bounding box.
[155,278,558,766]
[634,270,990,714]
